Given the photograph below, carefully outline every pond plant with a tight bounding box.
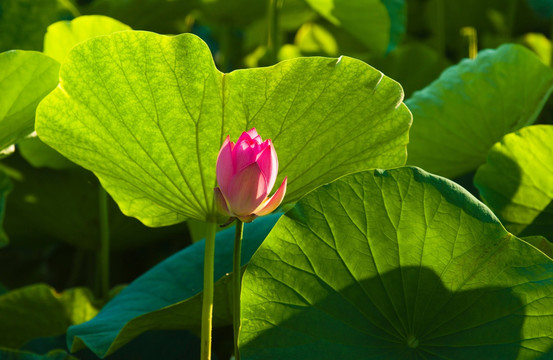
[2,1,553,359]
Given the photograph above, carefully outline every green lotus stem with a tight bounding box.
[98,185,110,300]
[201,220,217,360]
[233,219,244,360]
[267,0,282,64]
[460,27,477,59]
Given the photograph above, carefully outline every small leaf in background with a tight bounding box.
[370,42,449,98]
[66,213,281,358]
[0,171,12,247]
[474,125,553,238]
[0,347,77,360]
[43,15,132,63]
[36,31,411,226]
[304,0,390,55]
[381,0,406,52]
[0,0,77,52]
[0,51,59,153]
[406,44,553,178]
[240,167,553,359]
[0,284,97,349]
[522,33,551,65]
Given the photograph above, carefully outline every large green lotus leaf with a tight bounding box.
[0,51,60,153]
[36,31,411,226]
[474,125,553,238]
[406,44,553,179]
[0,284,98,349]
[0,0,77,52]
[44,15,132,64]
[22,15,132,170]
[240,167,553,359]
[304,0,390,55]
[0,171,12,247]
[66,213,281,358]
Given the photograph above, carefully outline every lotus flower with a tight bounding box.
[214,128,287,222]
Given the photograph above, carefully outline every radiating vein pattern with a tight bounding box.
[36,31,411,226]
[240,167,553,359]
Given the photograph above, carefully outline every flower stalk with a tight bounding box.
[201,219,217,360]
[233,219,244,360]
[98,185,110,301]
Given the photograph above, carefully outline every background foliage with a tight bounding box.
[2,0,553,359]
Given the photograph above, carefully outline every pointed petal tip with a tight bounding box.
[254,176,287,217]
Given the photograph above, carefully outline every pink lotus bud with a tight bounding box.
[214,128,287,222]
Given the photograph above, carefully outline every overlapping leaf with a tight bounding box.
[406,44,553,178]
[0,284,97,349]
[240,167,553,359]
[43,15,131,63]
[304,0,390,55]
[36,31,411,226]
[474,125,553,238]
[66,214,280,358]
[21,15,132,170]
[0,51,59,153]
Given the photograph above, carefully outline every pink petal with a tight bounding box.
[233,139,258,172]
[214,187,232,216]
[246,128,262,143]
[226,162,269,216]
[254,177,287,216]
[216,136,235,197]
[255,140,278,193]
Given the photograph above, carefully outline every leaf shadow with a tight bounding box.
[241,266,526,359]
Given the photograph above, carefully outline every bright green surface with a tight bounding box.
[0,284,97,349]
[0,172,12,247]
[36,31,411,226]
[240,167,553,359]
[0,51,59,152]
[43,15,131,63]
[21,16,132,170]
[406,44,553,178]
[66,214,280,358]
[475,125,553,238]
